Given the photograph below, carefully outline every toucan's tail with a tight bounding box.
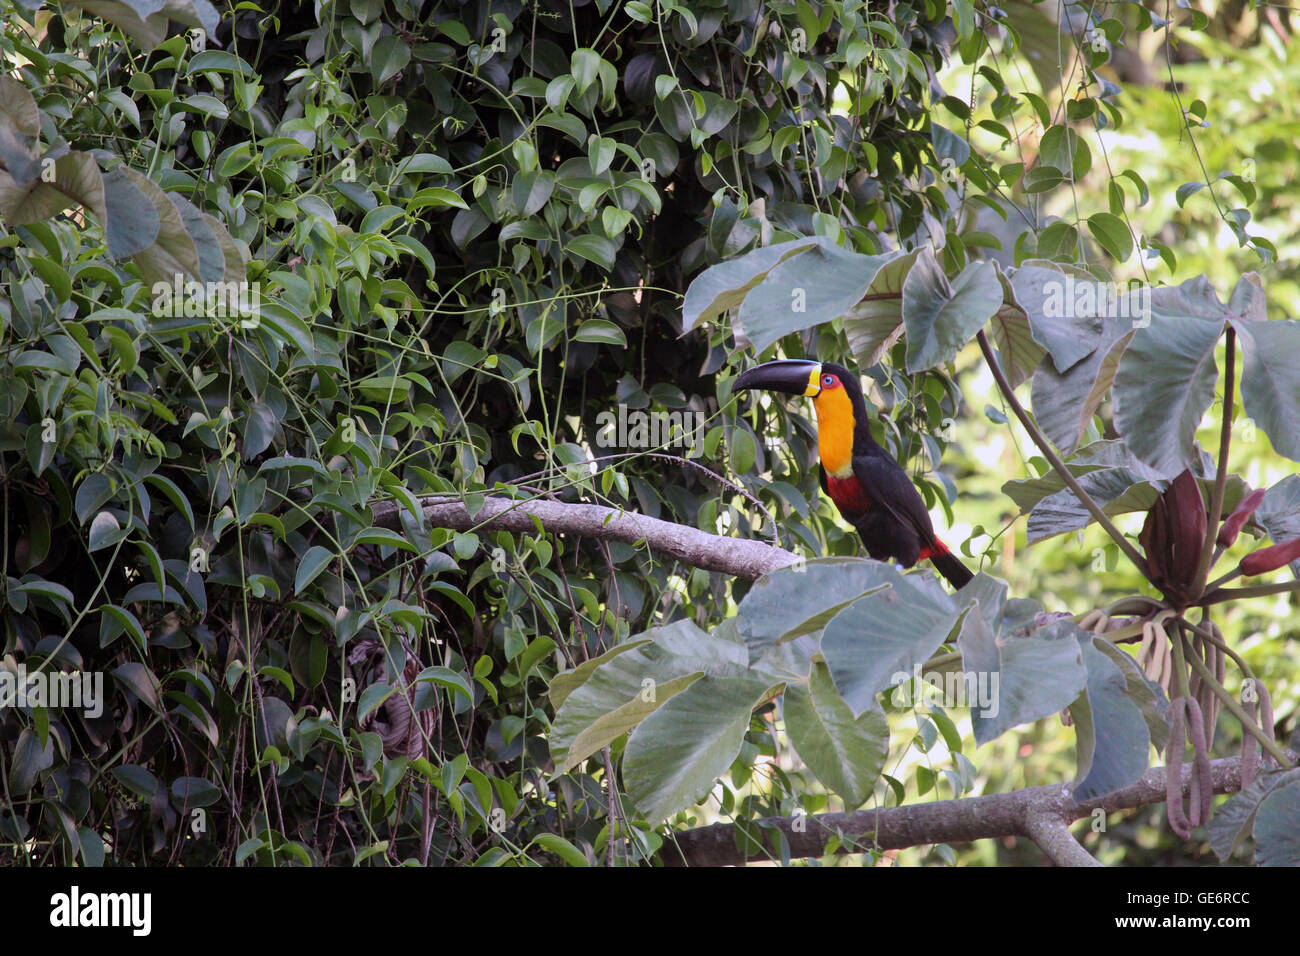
[929,546,974,589]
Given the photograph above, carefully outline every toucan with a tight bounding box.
[733,359,973,589]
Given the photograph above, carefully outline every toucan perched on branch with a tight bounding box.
[734,359,973,589]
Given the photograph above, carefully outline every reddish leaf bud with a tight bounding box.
[1217,488,1266,548]
[1240,537,1300,576]
[1139,469,1206,605]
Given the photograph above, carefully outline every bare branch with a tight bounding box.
[371,494,800,580]
[660,756,1285,867]
[1021,806,1102,867]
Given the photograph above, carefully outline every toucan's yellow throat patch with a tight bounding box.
[812,386,856,478]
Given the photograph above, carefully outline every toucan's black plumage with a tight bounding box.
[734,359,973,589]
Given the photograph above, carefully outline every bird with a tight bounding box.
[733,358,973,589]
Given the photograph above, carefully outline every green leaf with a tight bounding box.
[530,833,590,866]
[986,262,1045,388]
[842,249,920,369]
[571,48,601,94]
[112,662,159,710]
[1208,768,1300,862]
[1031,314,1136,455]
[547,639,652,711]
[1086,212,1133,261]
[956,580,1088,745]
[1025,468,1161,542]
[1009,260,1104,373]
[1038,125,1090,179]
[736,557,895,663]
[821,565,963,717]
[1229,276,1300,464]
[352,527,419,552]
[112,764,159,798]
[88,511,126,551]
[549,620,746,772]
[171,776,222,807]
[572,319,626,346]
[101,604,147,650]
[681,236,828,333]
[623,674,775,820]
[407,187,468,211]
[371,35,410,85]
[565,234,617,270]
[738,243,892,355]
[1068,637,1152,801]
[8,727,54,794]
[357,682,393,721]
[415,665,474,702]
[901,250,1002,373]
[295,545,333,594]
[783,662,889,808]
[1176,181,1205,207]
[1113,277,1224,476]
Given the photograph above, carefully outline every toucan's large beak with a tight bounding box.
[733,359,823,397]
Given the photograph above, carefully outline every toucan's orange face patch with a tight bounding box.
[812,379,856,478]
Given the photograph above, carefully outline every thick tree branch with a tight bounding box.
[371,495,800,580]
[660,756,1277,867]
[1021,809,1102,867]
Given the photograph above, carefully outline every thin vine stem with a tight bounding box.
[975,330,1152,582]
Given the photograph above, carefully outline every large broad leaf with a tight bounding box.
[1031,313,1135,455]
[783,662,889,809]
[7,726,55,794]
[1253,777,1300,866]
[1009,259,1103,373]
[1093,640,1170,753]
[123,167,202,287]
[680,236,829,334]
[69,0,220,50]
[1229,275,1300,465]
[167,192,225,284]
[1113,277,1225,477]
[0,76,44,184]
[735,557,895,662]
[102,167,162,259]
[1208,768,1300,862]
[987,261,1046,388]
[1068,637,1152,801]
[956,577,1088,745]
[1025,468,1160,542]
[1002,439,1160,512]
[820,566,962,717]
[1011,441,1247,542]
[900,248,1002,373]
[622,674,777,820]
[841,248,920,369]
[0,151,105,229]
[548,620,748,773]
[547,639,651,712]
[737,242,892,354]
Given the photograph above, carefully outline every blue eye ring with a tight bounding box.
[822,374,835,386]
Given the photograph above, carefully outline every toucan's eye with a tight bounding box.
[822,374,835,387]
